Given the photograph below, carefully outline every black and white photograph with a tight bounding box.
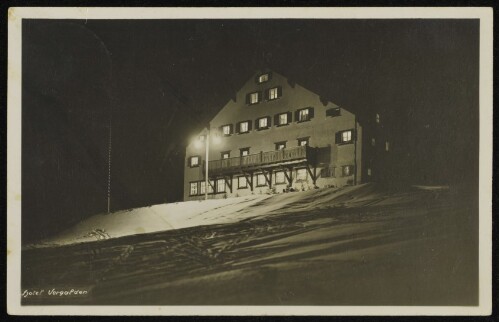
[6,7,492,315]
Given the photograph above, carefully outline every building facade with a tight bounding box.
[184,70,367,201]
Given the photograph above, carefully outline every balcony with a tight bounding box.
[206,145,316,176]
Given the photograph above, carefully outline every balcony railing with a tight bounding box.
[206,145,315,176]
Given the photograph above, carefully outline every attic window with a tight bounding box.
[248,92,260,105]
[257,73,269,83]
[296,107,314,122]
[326,107,341,117]
[268,87,281,100]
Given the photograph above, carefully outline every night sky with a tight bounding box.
[22,19,479,243]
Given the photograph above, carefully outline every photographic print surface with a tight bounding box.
[7,7,492,315]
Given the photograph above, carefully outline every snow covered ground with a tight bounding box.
[22,183,478,306]
[31,185,370,247]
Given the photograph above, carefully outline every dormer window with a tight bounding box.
[258,73,269,83]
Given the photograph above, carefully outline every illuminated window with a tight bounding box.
[240,148,250,156]
[296,168,308,181]
[256,173,267,187]
[216,179,226,193]
[298,137,309,146]
[342,131,352,142]
[385,141,390,152]
[275,142,286,150]
[275,171,286,184]
[258,117,269,129]
[189,156,200,167]
[367,168,372,176]
[296,107,314,122]
[221,151,230,159]
[343,165,354,177]
[189,182,198,196]
[238,176,248,189]
[207,180,214,194]
[258,74,269,83]
[239,121,250,133]
[268,87,279,100]
[221,124,232,136]
[336,130,354,144]
[200,181,206,194]
[376,113,380,123]
[249,92,259,104]
[278,113,288,125]
[371,138,376,146]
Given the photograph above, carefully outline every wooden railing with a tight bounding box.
[207,145,313,175]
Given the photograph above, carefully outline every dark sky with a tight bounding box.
[22,19,479,243]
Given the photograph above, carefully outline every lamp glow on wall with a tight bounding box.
[194,128,221,200]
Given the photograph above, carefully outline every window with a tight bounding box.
[326,107,341,117]
[371,138,376,146]
[385,141,390,152]
[342,165,354,177]
[257,73,269,83]
[275,112,292,126]
[275,171,286,184]
[296,168,308,181]
[342,131,352,142]
[376,113,380,123]
[320,166,335,178]
[247,92,260,105]
[189,156,200,167]
[336,130,354,144]
[238,176,248,189]
[296,107,314,122]
[256,173,267,187]
[216,179,226,193]
[200,181,206,194]
[275,141,286,150]
[256,116,270,130]
[240,148,250,157]
[268,87,280,100]
[238,121,251,134]
[297,137,309,146]
[207,180,215,194]
[221,124,233,136]
[189,182,199,196]
[221,151,230,159]
[367,168,372,176]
